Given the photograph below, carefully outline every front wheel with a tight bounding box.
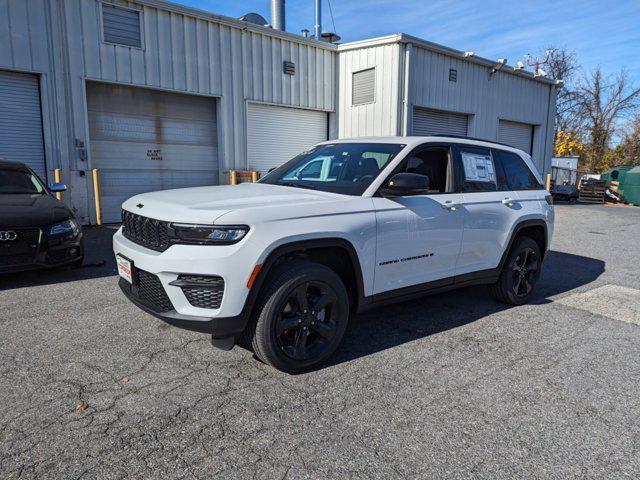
[488,236,542,305]
[244,260,349,373]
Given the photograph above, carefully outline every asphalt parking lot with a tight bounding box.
[1,204,639,479]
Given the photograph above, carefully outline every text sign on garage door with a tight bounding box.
[146,149,162,161]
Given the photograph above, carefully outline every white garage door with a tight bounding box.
[87,83,218,223]
[247,103,328,174]
[0,71,46,180]
[412,107,468,137]
[498,120,533,154]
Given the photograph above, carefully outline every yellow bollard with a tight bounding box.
[92,168,102,225]
[53,168,63,200]
[545,173,551,191]
[230,170,238,185]
[251,171,260,183]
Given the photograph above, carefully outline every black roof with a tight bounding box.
[0,159,29,170]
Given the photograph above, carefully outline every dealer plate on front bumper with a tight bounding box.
[116,255,132,284]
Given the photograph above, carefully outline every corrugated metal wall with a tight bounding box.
[338,42,402,138]
[0,0,67,185]
[338,39,555,174]
[0,0,337,223]
[408,45,554,172]
[66,0,334,172]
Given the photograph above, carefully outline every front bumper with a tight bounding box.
[0,231,84,273]
[113,228,257,337]
[118,278,248,337]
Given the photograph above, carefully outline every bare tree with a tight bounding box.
[620,114,640,164]
[575,68,640,171]
[541,47,581,134]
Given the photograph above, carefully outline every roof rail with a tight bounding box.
[427,134,514,149]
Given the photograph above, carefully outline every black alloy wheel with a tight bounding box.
[275,281,339,361]
[511,247,538,297]
[488,235,542,305]
[245,259,349,373]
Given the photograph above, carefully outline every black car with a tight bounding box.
[0,159,83,273]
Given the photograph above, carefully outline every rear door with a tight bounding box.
[495,148,546,224]
[454,145,520,275]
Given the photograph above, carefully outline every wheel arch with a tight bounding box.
[499,219,549,271]
[245,237,366,316]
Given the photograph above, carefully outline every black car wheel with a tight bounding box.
[244,259,349,373]
[489,236,542,305]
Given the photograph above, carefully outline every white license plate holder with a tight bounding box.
[116,254,133,284]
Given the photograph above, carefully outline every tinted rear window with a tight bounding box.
[494,150,543,190]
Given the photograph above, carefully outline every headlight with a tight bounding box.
[170,224,249,245]
[49,219,80,236]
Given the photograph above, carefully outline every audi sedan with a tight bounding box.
[0,159,83,273]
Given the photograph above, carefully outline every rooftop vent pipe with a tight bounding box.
[270,0,285,31]
[314,0,321,40]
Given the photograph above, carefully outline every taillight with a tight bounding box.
[545,195,553,205]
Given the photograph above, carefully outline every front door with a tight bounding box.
[373,145,464,294]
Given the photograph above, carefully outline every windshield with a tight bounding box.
[259,143,405,196]
[0,168,45,194]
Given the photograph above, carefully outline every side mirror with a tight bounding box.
[380,173,430,197]
[49,182,67,193]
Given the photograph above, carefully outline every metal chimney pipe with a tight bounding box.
[270,0,285,31]
[314,0,321,40]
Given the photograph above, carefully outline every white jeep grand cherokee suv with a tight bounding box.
[114,136,554,373]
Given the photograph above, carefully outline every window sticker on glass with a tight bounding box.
[461,152,496,183]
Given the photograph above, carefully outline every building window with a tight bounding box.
[352,68,375,106]
[449,68,457,82]
[102,3,142,48]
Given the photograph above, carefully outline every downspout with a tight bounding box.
[401,42,412,136]
[542,83,556,175]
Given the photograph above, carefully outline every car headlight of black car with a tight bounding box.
[48,219,80,237]
[170,224,249,245]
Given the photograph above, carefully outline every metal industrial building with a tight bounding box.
[0,0,557,224]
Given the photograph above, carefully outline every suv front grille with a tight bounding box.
[176,274,225,309]
[137,270,173,312]
[121,210,170,252]
[0,227,40,263]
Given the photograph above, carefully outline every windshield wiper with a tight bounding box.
[278,182,317,190]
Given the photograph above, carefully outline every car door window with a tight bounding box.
[457,146,497,192]
[495,150,543,190]
[396,146,452,194]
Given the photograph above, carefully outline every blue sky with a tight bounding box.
[180,0,640,86]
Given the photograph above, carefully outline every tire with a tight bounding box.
[488,236,542,306]
[243,259,350,373]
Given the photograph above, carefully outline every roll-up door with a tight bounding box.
[246,103,328,174]
[412,107,468,136]
[0,71,46,180]
[87,83,218,223]
[498,120,534,154]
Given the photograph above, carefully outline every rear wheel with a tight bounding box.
[244,259,349,373]
[489,236,541,305]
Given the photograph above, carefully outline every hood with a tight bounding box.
[122,183,343,224]
[0,194,74,227]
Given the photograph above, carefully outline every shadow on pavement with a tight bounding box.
[0,226,118,291]
[327,250,605,368]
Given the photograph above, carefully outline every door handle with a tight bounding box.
[501,197,516,206]
[442,200,458,211]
